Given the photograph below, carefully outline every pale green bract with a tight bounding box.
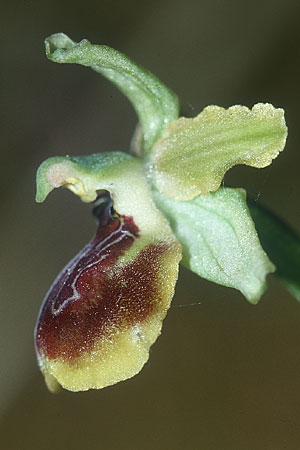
[150,104,287,200]
[152,187,275,303]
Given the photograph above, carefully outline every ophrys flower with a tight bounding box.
[35,33,296,393]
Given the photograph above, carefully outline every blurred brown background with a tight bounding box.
[1,0,300,449]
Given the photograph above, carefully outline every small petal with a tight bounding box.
[150,103,287,200]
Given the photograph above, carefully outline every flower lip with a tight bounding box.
[35,192,142,361]
[35,150,182,392]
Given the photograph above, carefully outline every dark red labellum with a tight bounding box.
[35,192,143,362]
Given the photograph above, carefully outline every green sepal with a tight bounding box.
[45,33,179,155]
[150,103,287,201]
[248,201,300,302]
[152,187,275,303]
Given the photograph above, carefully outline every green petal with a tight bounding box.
[151,103,287,200]
[248,201,300,302]
[152,187,275,303]
[45,33,179,155]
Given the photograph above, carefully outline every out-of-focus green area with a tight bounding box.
[1,0,300,449]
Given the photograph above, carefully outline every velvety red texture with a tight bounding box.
[35,201,167,363]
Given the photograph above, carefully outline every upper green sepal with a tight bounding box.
[45,33,179,156]
[152,187,275,303]
[150,103,287,201]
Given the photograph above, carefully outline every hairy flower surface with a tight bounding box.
[35,33,298,393]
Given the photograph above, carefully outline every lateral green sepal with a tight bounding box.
[45,33,179,155]
[152,187,275,303]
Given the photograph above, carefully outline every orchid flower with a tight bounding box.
[35,33,299,393]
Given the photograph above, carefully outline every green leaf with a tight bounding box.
[248,201,300,302]
[45,33,179,155]
[151,103,287,200]
[152,187,275,303]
